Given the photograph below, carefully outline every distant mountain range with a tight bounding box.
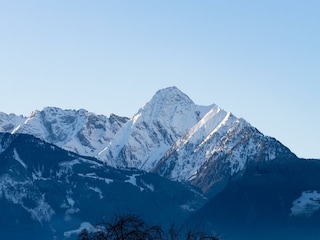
[1,86,319,239]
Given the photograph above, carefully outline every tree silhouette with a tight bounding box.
[78,228,89,240]
[78,214,219,240]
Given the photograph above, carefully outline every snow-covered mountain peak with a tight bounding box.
[135,87,214,130]
[138,87,197,122]
[98,87,218,170]
[148,86,194,106]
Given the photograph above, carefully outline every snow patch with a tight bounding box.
[26,194,55,223]
[291,190,320,217]
[180,203,195,212]
[141,180,154,192]
[89,186,104,199]
[125,174,143,191]
[64,222,94,238]
[61,194,79,221]
[67,196,75,208]
[11,124,22,134]
[78,173,113,184]
[59,159,81,168]
[13,148,27,169]
[132,112,142,124]
[32,165,51,181]
[0,175,54,222]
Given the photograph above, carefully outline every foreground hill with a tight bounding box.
[189,155,320,240]
[0,133,204,239]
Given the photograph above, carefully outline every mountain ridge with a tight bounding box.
[1,86,320,239]
[0,86,308,194]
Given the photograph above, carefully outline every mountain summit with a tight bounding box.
[97,86,214,170]
[142,86,195,114]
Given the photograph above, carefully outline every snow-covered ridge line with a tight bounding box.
[0,86,295,191]
[0,107,129,158]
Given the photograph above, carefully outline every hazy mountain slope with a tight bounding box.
[188,156,320,240]
[0,132,205,239]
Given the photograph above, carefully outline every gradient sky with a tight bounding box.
[0,1,319,159]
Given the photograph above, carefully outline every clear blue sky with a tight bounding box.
[0,1,319,159]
